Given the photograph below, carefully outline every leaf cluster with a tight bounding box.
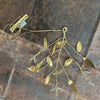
[28,27,95,96]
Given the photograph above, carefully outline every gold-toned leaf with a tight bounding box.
[51,45,56,55]
[35,68,42,73]
[53,69,63,75]
[68,80,78,95]
[47,57,52,67]
[44,37,48,48]
[28,66,35,72]
[77,41,82,52]
[56,40,67,48]
[83,58,95,68]
[56,41,62,48]
[36,60,43,69]
[64,58,73,66]
[45,75,50,85]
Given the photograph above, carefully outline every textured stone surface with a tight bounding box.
[0,23,100,100]
[75,22,100,100]
[87,22,100,70]
[0,0,99,55]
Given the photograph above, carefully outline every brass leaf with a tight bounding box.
[28,66,35,72]
[47,57,53,67]
[68,80,78,95]
[77,41,82,52]
[36,60,43,69]
[35,68,42,73]
[51,45,56,55]
[45,75,50,85]
[56,40,67,48]
[53,69,63,75]
[44,37,48,48]
[83,58,95,68]
[64,58,73,66]
[56,41,62,48]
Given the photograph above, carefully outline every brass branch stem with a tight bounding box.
[60,61,70,81]
[63,46,86,77]
[22,28,62,32]
[65,37,84,58]
[33,38,62,59]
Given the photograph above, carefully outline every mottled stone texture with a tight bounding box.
[0,0,99,55]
